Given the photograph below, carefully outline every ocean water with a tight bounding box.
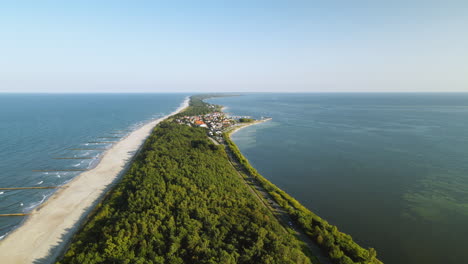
[0,93,187,239]
[208,93,468,264]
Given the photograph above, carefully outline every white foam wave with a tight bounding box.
[0,232,9,241]
[62,178,74,185]
[24,194,49,211]
[37,181,43,185]
[0,191,4,195]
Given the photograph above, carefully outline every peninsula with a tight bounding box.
[0,95,382,264]
[56,95,382,264]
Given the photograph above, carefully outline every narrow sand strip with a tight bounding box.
[228,118,272,136]
[0,98,189,264]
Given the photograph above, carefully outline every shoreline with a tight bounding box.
[221,118,333,264]
[227,118,272,137]
[0,97,189,264]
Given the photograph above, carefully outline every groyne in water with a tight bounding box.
[69,148,108,150]
[86,141,118,144]
[32,169,88,172]
[53,157,97,160]
[0,213,31,217]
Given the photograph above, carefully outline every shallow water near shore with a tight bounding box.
[0,93,187,239]
[208,93,468,264]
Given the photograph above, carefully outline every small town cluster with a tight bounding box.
[175,112,238,142]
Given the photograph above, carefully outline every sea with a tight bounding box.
[208,93,468,264]
[0,93,187,240]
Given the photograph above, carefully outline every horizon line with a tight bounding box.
[1,91,468,94]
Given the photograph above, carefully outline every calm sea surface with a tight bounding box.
[0,93,187,239]
[208,93,468,264]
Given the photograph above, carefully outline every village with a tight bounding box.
[175,112,252,143]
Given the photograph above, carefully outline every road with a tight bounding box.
[222,142,333,264]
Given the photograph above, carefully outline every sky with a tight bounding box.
[1,0,467,93]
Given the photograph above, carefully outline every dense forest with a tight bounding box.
[238,118,254,123]
[223,133,383,264]
[173,95,222,117]
[57,119,311,263]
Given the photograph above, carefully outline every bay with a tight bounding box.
[209,93,468,264]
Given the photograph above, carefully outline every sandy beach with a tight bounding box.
[228,118,272,137]
[0,98,189,264]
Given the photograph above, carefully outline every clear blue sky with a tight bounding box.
[1,1,467,93]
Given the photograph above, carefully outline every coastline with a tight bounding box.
[227,118,272,137]
[222,116,382,264]
[222,117,333,264]
[0,97,189,264]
